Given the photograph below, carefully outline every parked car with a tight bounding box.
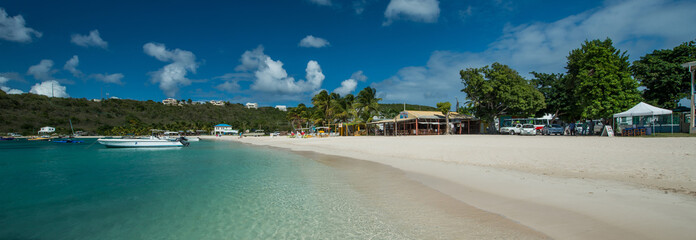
[592,120,605,134]
[500,124,523,135]
[520,124,537,135]
[542,124,564,135]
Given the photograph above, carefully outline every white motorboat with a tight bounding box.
[163,136,200,142]
[97,136,189,148]
[183,136,200,142]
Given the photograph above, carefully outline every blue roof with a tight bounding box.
[215,124,231,127]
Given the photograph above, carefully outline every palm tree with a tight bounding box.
[355,87,382,135]
[333,93,354,123]
[312,90,332,126]
[355,87,381,123]
[437,102,451,135]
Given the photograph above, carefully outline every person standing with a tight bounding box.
[570,122,576,136]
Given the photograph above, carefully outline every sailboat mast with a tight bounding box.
[69,119,75,136]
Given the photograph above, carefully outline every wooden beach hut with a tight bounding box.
[368,110,480,136]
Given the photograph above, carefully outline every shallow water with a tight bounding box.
[0,139,544,239]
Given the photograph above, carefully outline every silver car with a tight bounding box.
[542,124,564,135]
[520,124,537,135]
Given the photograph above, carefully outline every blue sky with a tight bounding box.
[1,0,695,107]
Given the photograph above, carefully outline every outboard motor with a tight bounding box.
[176,137,190,147]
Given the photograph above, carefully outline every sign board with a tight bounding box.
[399,111,409,119]
[601,126,614,137]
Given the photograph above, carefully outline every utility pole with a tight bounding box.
[681,61,696,134]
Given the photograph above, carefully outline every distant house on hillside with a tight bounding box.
[246,102,258,109]
[213,124,238,135]
[210,100,225,106]
[162,98,178,105]
[275,105,287,111]
[38,126,55,135]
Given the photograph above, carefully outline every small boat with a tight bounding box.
[52,139,84,143]
[28,137,50,141]
[164,136,200,142]
[0,137,15,141]
[97,136,189,148]
[183,136,200,142]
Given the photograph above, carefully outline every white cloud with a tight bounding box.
[350,70,367,82]
[0,76,24,94]
[63,55,83,77]
[0,74,24,94]
[0,8,41,42]
[71,30,108,49]
[333,70,367,96]
[143,42,198,97]
[334,79,358,96]
[488,0,696,74]
[235,45,266,71]
[299,35,330,48]
[215,81,240,93]
[90,73,124,85]
[27,59,56,81]
[374,0,696,105]
[1,86,24,94]
[383,0,440,26]
[308,0,332,6]
[30,80,68,98]
[236,46,325,94]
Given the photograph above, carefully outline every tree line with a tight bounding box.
[0,93,290,136]
[287,87,439,131]
[461,38,695,131]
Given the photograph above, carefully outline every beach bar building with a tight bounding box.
[368,110,480,136]
[213,124,238,135]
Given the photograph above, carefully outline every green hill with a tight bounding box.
[0,91,291,136]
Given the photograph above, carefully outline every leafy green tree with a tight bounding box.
[436,102,451,135]
[530,72,575,122]
[566,38,641,121]
[460,62,545,132]
[632,40,696,108]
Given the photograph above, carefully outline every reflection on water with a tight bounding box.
[0,140,544,239]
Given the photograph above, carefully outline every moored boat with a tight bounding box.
[97,136,188,148]
[28,137,51,141]
[52,139,84,143]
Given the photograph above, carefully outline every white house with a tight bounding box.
[38,126,55,134]
[162,98,178,105]
[246,102,258,109]
[213,124,238,135]
[275,105,287,111]
[210,100,225,106]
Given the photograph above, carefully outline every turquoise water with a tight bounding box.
[0,140,418,239]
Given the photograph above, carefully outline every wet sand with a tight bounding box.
[203,135,696,239]
[297,150,548,239]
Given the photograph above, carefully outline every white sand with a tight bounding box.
[202,135,696,239]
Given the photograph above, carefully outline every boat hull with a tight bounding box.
[97,139,184,148]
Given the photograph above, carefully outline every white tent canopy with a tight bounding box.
[613,102,672,118]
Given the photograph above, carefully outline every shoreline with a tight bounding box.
[202,135,696,239]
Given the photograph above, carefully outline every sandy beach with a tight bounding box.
[202,134,696,239]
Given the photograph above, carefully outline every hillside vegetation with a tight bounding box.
[0,91,290,136]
